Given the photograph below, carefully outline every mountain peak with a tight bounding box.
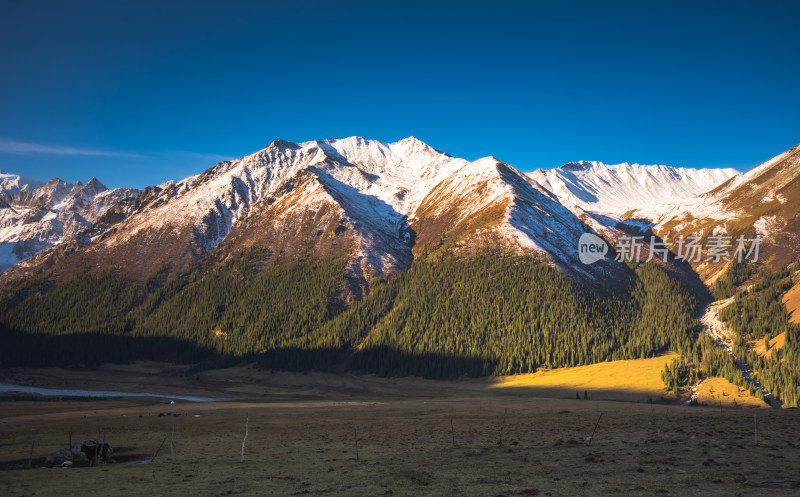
[474,156,501,165]
[266,139,302,150]
[84,177,108,194]
[395,136,423,145]
[391,136,443,155]
[45,177,67,188]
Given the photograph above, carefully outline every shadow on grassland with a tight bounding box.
[0,324,351,373]
[0,326,684,405]
[0,326,219,368]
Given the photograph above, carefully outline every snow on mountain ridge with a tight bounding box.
[528,160,739,218]
[316,136,469,216]
[8,136,627,287]
[110,136,470,259]
[0,176,139,270]
[0,170,45,194]
[2,136,730,290]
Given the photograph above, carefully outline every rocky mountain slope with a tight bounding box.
[0,176,139,271]
[650,143,800,281]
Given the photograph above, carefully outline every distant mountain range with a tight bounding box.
[0,138,798,292]
[528,160,737,218]
[0,176,139,271]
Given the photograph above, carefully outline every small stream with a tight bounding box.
[0,382,225,402]
[698,299,782,408]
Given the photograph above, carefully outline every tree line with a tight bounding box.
[718,263,800,407]
[0,249,709,384]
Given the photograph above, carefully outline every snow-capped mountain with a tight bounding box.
[0,177,139,270]
[4,137,789,292]
[69,137,471,283]
[0,137,632,291]
[528,161,738,218]
[0,170,45,194]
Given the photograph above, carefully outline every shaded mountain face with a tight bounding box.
[650,143,800,282]
[0,137,636,292]
[0,176,139,271]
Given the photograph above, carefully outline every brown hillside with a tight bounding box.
[656,142,800,283]
[783,279,800,324]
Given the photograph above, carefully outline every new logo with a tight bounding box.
[578,233,608,265]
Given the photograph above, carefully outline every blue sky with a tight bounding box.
[1,0,799,189]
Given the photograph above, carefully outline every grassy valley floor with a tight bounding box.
[1,359,790,497]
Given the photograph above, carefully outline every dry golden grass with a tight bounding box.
[752,332,787,359]
[489,354,680,403]
[783,279,800,324]
[694,377,767,409]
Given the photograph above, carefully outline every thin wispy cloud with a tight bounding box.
[0,139,235,165]
[0,138,146,158]
[166,151,234,163]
